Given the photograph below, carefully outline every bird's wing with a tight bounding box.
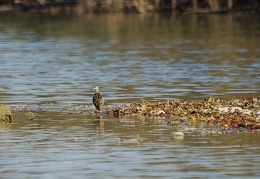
[93,93,104,110]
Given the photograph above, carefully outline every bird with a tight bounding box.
[91,86,104,111]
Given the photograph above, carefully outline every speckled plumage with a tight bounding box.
[92,86,104,111]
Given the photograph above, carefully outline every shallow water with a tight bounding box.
[1,111,260,178]
[0,13,260,178]
[0,13,259,105]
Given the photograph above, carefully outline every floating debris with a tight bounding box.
[173,132,185,140]
[109,97,260,130]
[9,97,260,130]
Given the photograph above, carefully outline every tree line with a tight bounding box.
[0,0,259,13]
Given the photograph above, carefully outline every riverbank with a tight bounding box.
[111,97,260,130]
[7,97,260,131]
[0,0,259,14]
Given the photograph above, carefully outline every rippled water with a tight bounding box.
[1,111,259,178]
[0,13,259,105]
[0,13,260,178]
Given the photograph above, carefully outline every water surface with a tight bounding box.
[0,13,260,178]
[1,111,259,178]
[0,13,259,105]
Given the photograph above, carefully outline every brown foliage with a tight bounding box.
[107,97,260,130]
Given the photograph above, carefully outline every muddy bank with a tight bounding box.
[9,97,260,130]
[0,0,259,14]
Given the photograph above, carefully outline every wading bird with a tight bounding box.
[91,86,104,111]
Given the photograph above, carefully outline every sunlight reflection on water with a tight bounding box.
[0,14,259,104]
[1,112,260,178]
[0,13,259,179]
